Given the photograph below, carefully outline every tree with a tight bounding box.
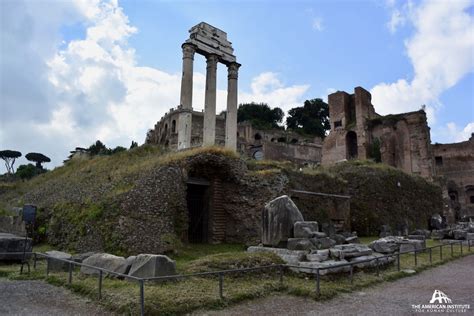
[130,141,138,149]
[16,164,40,180]
[25,152,51,169]
[111,146,127,154]
[237,102,284,129]
[0,150,22,174]
[286,98,330,138]
[87,140,111,156]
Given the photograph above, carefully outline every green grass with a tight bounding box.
[0,241,471,315]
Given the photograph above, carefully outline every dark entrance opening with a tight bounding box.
[187,179,210,243]
[346,131,358,160]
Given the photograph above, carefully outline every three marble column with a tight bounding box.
[178,43,240,151]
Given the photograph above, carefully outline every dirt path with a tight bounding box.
[197,255,474,316]
[0,279,113,316]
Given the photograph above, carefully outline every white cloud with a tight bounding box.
[312,17,324,32]
[0,0,309,172]
[438,122,474,143]
[387,8,406,33]
[371,0,474,126]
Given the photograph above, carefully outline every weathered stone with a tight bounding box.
[466,233,474,241]
[411,229,431,238]
[247,246,307,264]
[345,236,359,244]
[310,237,336,250]
[348,254,394,269]
[431,229,447,240]
[313,232,327,238]
[329,244,373,259]
[430,214,445,230]
[116,256,136,276]
[128,254,176,279]
[321,222,335,237]
[332,234,347,245]
[297,260,351,275]
[0,234,32,261]
[81,253,127,276]
[369,236,403,254]
[408,235,425,241]
[399,240,425,253]
[287,238,315,251]
[45,250,72,272]
[72,252,96,263]
[294,221,319,238]
[306,249,329,262]
[453,230,467,240]
[262,195,304,247]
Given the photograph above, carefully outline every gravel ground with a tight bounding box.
[0,279,113,316]
[197,255,474,316]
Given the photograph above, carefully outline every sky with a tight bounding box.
[0,0,473,172]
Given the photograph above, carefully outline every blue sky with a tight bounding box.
[1,0,473,171]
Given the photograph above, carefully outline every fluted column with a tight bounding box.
[203,54,219,146]
[225,62,241,151]
[178,43,196,150]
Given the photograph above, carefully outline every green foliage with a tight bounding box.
[111,146,127,154]
[16,163,43,180]
[0,149,22,174]
[25,152,51,169]
[237,102,284,130]
[368,138,382,163]
[286,98,330,138]
[87,140,111,156]
[129,141,138,149]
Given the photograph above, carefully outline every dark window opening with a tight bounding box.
[237,132,240,137]
[171,120,176,133]
[271,138,276,142]
[448,191,458,201]
[334,120,342,128]
[187,183,210,243]
[254,133,262,140]
[346,131,358,160]
[164,123,168,136]
[470,196,474,204]
[435,156,443,166]
[277,137,286,143]
[291,138,298,144]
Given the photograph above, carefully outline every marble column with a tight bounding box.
[225,62,241,151]
[203,54,219,146]
[178,43,196,150]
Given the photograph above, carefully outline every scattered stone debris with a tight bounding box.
[45,250,72,272]
[0,233,32,261]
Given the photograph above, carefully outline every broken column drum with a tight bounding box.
[177,22,241,151]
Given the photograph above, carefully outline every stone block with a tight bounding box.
[294,221,318,238]
[466,233,474,241]
[411,229,431,238]
[345,236,359,244]
[431,230,447,240]
[369,236,403,254]
[399,240,425,253]
[128,254,176,279]
[306,249,329,262]
[329,244,372,259]
[81,253,127,276]
[0,234,32,261]
[453,230,467,240]
[408,235,425,241]
[310,237,336,250]
[72,252,96,263]
[296,260,350,275]
[332,234,347,245]
[262,195,304,247]
[287,238,315,251]
[45,250,72,272]
[247,246,307,264]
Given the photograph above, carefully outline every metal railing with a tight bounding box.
[0,239,471,315]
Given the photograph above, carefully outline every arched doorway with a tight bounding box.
[346,131,358,159]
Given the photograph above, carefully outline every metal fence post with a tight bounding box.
[451,243,454,256]
[98,270,103,299]
[219,273,224,299]
[316,269,320,297]
[460,241,463,255]
[46,258,50,277]
[375,258,379,276]
[414,250,417,267]
[139,279,145,316]
[33,253,37,270]
[440,245,443,260]
[469,240,471,252]
[68,262,73,284]
[429,248,432,264]
[349,264,353,284]
[278,265,283,287]
[397,253,400,271]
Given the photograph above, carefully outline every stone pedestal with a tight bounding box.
[203,54,218,146]
[225,62,240,151]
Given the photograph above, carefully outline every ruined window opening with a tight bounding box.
[470,196,474,204]
[291,138,298,144]
[254,133,262,140]
[277,137,286,143]
[186,183,210,243]
[346,131,358,160]
[164,123,168,135]
[448,191,458,201]
[334,120,342,128]
[435,156,443,166]
[171,120,176,133]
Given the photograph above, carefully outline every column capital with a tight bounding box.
[181,43,196,59]
[206,54,219,68]
[227,62,241,80]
